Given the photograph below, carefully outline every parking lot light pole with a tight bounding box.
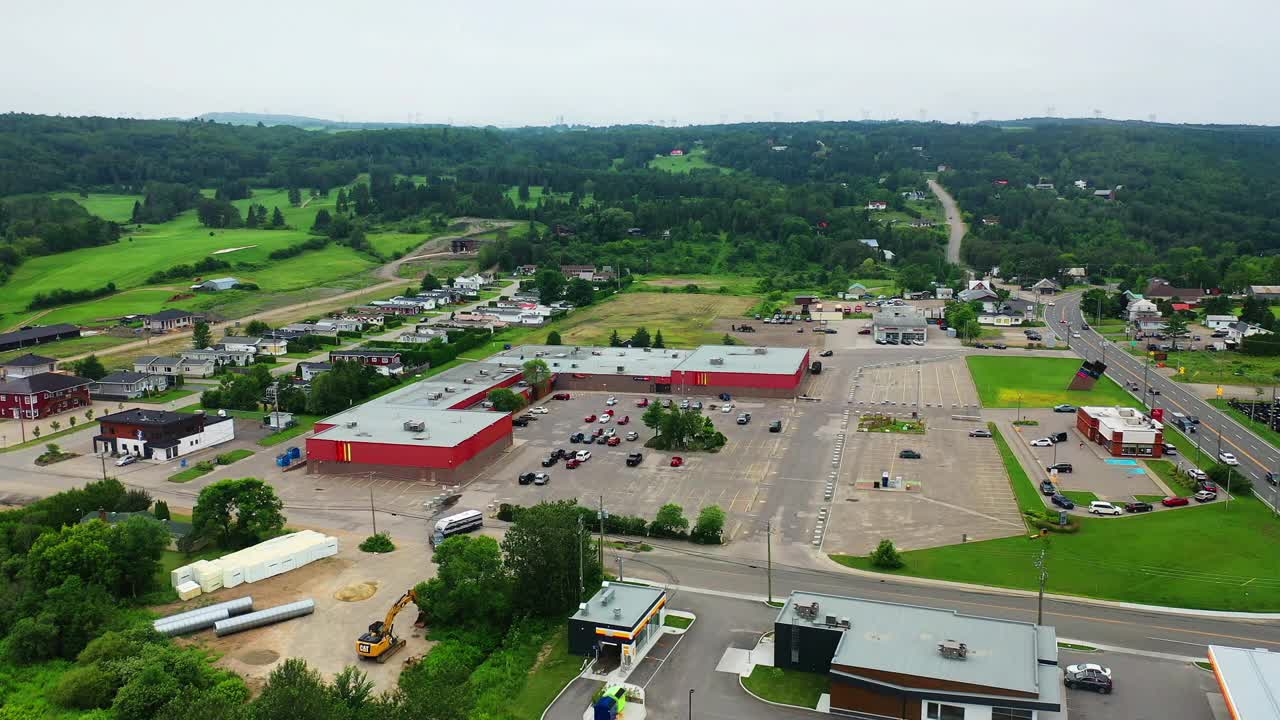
[1034,548,1048,625]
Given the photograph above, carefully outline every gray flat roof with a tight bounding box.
[494,345,691,378]
[570,581,665,628]
[780,592,1055,697]
[675,345,809,375]
[873,309,928,328]
[1210,645,1280,720]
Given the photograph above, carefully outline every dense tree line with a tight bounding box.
[0,195,121,283]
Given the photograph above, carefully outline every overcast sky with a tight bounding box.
[4,0,1278,127]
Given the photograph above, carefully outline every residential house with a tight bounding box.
[330,349,405,376]
[179,358,216,378]
[981,215,1000,226]
[1171,303,1193,313]
[453,274,487,295]
[770,145,788,152]
[219,337,262,354]
[865,200,888,211]
[957,280,1000,303]
[0,373,93,419]
[515,264,538,276]
[1,354,57,380]
[396,332,445,344]
[194,277,240,292]
[298,362,332,382]
[934,286,954,300]
[92,408,235,462]
[447,311,507,329]
[1093,188,1117,200]
[1032,182,1056,191]
[369,298,427,314]
[254,337,288,356]
[144,309,197,333]
[491,309,546,326]
[412,325,451,339]
[1144,279,1208,302]
[1228,321,1271,344]
[1063,267,1087,281]
[979,299,1036,326]
[1136,318,1167,335]
[334,315,378,330]
[1205,315,1239,330]
[901,190,928,201]
[181,347,254,368]
[1126,299,1161,322]
[133,356,183,385]
[669,149,684,156]
[92,371,167,401]
[1031,278,1062,295]
[0,324,80,352]
[1073,179,1088,190]
[354,304,416,317]
[1248,285,1280,301]
[560,265,596,280]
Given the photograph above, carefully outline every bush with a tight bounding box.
[50,664,117,710]
[870,539,904,569]
[119,488,152,512]
[649,503,689,539]
[7,617,58,663]
[359,532,395,553]
[496,503,516,522]
[690,505,726,544]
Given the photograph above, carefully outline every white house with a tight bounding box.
[866,201,888,211]
[298,362,332,381]
[255,337,288,356]
[1205,315,1239,330]
[397,332,445,344]
[934,287,954,300]
[1127,299,1161,321]
[219,337,261,354]
[1227,321,1270,343]
[453,274,487,294]
[979,299,1036,326]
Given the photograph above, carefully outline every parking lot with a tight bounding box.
[466,389,822,543]
[849,354,980,410]
[1057,648,1218,720]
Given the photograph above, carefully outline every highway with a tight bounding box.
[1045,292,1280,508]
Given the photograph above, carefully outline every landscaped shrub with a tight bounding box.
[870,539,904,569]
[359,532,395,553]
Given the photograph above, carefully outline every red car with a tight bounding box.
[603,409,614,417]
[566,459,581,469]
[1161,496,1189,507]
[593,427,604,436]
[670,456,684,467]
[617,416,630,425]
[607,436,621,446]
[584,414,597,423]
[636,398,650,407]
[554,393,571,400]
[857,327,871,335]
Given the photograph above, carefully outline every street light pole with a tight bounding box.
[688,689,694,720]
[1035,547,1048,625]
[766,521,773,605]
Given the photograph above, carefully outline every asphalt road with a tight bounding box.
[1045,293,1280,507]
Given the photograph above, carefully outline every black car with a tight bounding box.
[518,472,536,485]
[819,350,834,357]
[625,453,643,467]
[899,449,922,459]
[991,343,1007,350]
[769,420,782,433]
[551,448,568,460]
[1267,472,1277,486]
[1125,501,1154,513]
[1039,480,1057,496]
[570,432,585,443]
[1047,463,1073,474]
[972,342,988,348]
[1065,670,1113,694]
[1051,494,1075,509]
[541,456,557,467]
[512,417,530,427]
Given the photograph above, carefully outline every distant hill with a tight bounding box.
[195,111,452,131]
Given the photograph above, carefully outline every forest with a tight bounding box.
[1,113,1278,293]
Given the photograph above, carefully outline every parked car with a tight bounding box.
[570,432,585,443]
[566,458,581,469]
[617,415,630,425]
[512,417,530,427]
[769,420,782,433]
[582,435,596,444]
[541,456,557,467]
[1218,451,1239,466]
[1030,438,1053,447]
[553,393,572,400]
[1089,501,1121,516]
[1162,443,1177,455]
[1162,496,1190,507]
[626,453,643,467]
[1194,490,1218,503]
[115,455,138,467]
[991,342,1006,349]
[968,428,993,438]
[626,431,639,441]
[1065,669,1113,694]
[584,414,597,423]
[679,399,690,410]
[1124,501,1154,513]
[1053,404,1076,413]
[530,406,549,414]
[670,456,684,467]
[602,428,616,438]
[606,436,621,446]
[1039,480,1057,495]
[899,449,922,459]
[1187,468,1209,482]
[551,448,568,460]
[606,396,617,406]
[737,413,751,425]
[518,472,537,485]
[532,473,550,486]
[1051,494,1075,509]
[1197,480,1218,493]
[575,450,592,461]
[819,350,834,357]
[1066,663,1112,678]
[1047,463,1073,474]
[721,403,734,413]
[858,327,872,335]
[599,415,611,424]
[602,409,614,417]
[636,398,650,407]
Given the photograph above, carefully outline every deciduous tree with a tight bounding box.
[192,478,285,548]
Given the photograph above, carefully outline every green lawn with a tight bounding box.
[140,387,197,404]
[633,273,764,296]
[1208,398,1280,450]
[507,626,585,720]
[29,288,198,327]
[1130,347,1280,387]
[157,546,223,589]
[0,333,132,362]
[504,185,579,209]
[663,615,693,629]
[832,496,1280,611]
[510,292,757,350]
[50,191,144,222]
[741,666,828,709]
[990,423,1043,517]
[168,448,254,482]
[1145,459,1196,496]
[1061,490,1100,504]
[648,148,728,174]
[966,356,1138,408]
[257,415,320,447]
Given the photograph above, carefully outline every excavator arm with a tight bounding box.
[382,590,417,634]
[356,589,419,662]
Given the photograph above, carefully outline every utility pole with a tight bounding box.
[766,521,773,605]
[578,515,584,599]
[100,454,107,480]
[1035,547,1048,625]
[617,556,624,582]
[369,486,377,535]
[598,495,606,568]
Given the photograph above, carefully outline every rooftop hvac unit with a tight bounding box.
[825,614,837,626]
[345,421,358,428]
[613,607,622,619]
[795,601,820,620]
[616,366,625,373]
[600,588,615,606]
[709,358,724,365]
[403,420,426,432]
[839,617,851,629]
[579,602,588,616]
[753,347,767,354]
[938,640,968,660]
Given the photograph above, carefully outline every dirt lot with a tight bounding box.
[543,293,755,347]
[165,527,438,692]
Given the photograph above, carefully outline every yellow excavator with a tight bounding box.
[356,589,418,662]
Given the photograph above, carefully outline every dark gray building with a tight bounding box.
[568,581,667,670]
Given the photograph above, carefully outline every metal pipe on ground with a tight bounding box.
[153,596,254,631]
[156,608,231,637]
[214,599,315,637]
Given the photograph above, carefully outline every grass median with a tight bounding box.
[967,356,1137,408]
[742,666,829,709]
[1208,398,1280,450]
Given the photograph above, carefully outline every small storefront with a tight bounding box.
[568,581,667,672]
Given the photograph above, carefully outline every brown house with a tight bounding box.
[774,592,1062,719]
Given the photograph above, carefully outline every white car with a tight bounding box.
[1088,501,1122,516]
[721,403,734,413]
[602,427,616,438]
[115,454,138,467]
[1030,438,1053,447]
[530,406,549,414]
[1218,451,1239,466]
[606,396,617,406]
[575,450,592,462]
[1065,663,1112,677]
[1072,332,1081,338]
[598,415,611,424]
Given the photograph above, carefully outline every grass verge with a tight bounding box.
[257,415,320,447]
[989,422,1043,517]
[663,615,693,629]
[966,356,1137,408]
[831,496,1280,611]
[506,626,585,720]
[139,387,197,404]
[167,448,254,482]
[741,665,828,709]
[1208,398,1280,450]
[1145,459,1196,496]
[1057,642,1097,652]
[1061,490,1100,505]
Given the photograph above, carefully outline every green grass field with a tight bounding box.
[1209,398,1280,450]
[503,185,586,209]
[990,423,1043,517]
[529,293,756,348]
[257,415,321,447]
[27,288,195,327]
[833,496,1280,611]
[633,274,763,296]
[966,356,1138,408]
[1128,347,1280,387]
[140,387,196,404]
[648,149,728,174]
[741,666,828,708]
[0,333,131,362]
[50,191,144,222]
[507,626,585,720]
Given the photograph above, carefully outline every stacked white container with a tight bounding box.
[170,531,341,592]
